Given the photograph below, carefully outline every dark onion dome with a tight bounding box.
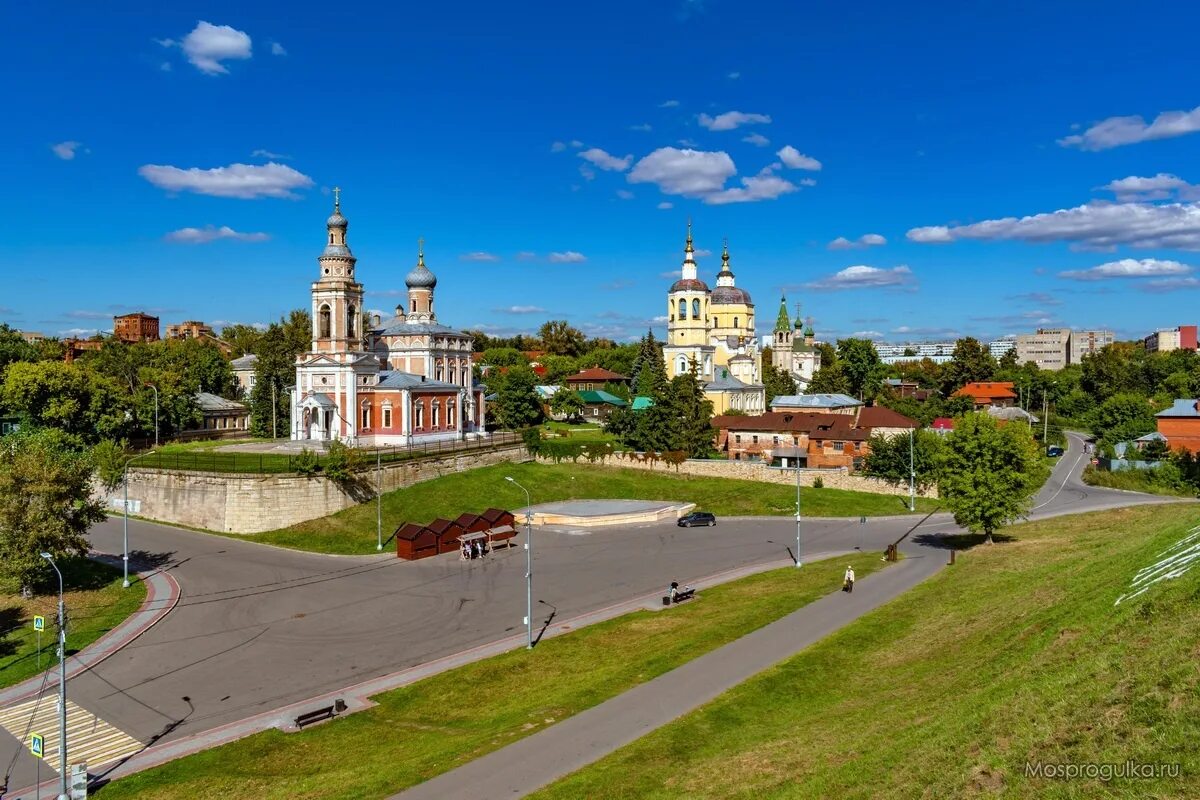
[670,277,710,292]
[710,286,752,304]
[406,261,437,289]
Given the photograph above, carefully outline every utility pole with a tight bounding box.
[1043,389,1049,444]
[271,382,278,439]
[122,450,155,588]
[794,456,802,568]
[376,448,383,551]
[505,476,534,648]
[908,426,916,512]
[41,553,67,800]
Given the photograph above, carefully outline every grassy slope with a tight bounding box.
[248,462,937,554]
[1083,465,1196,498]
[532,503,1200,800]
[94,552,889,799]
[0,559,147,689]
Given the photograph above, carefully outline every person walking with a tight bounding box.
[843,565,855,593]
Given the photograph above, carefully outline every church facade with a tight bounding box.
[771,296,822,390]
[662,223,765,415]
[290,193,486,445]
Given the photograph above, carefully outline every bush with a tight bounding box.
[813,476,824,489]
[522,427,542,456]
[323,440,361,482]
[294,447,319,476]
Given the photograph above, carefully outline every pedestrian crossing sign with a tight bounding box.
[30,733,43,758]
[33,615,45,632]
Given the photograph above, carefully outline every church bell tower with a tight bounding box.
[311,188,365,354]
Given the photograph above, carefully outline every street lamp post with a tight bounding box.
[505,476,534,648]
[794,456,802,568]
[908,427,916,512]
[122,450,156,588]
[145,382,159,447]
[376,448,383,551]
[40,552,68,800]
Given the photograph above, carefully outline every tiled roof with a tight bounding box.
[712,411,868,440]
[567,367,629,382]
[953,381,1017,400]
[771,393,861,409]
[670,277,710,292]
[376,371,461,391]
[230,354,257,369]
[578,390,628,407]
[1156,398,1200,418]
[931,417,955,430]
[857,406,918,429]
[195,392,248,413]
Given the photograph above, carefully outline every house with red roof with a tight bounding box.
[711,406,918,470]
[565,366,631,392]
[952,381,1017,409]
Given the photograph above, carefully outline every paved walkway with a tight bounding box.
[392,550,944,800]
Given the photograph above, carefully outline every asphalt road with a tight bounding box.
[0,431,1176,793]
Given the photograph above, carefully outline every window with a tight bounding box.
[679,299,687,319]
[773,436,779,444]
[833,441,845,450]
[347,305,357,338]
[676,355,687,374]
[752,435,758,444]
[383,406,393,428]
[329,233,334,244]
[448,401,456,428]
[735,435,741,443]
[733,316,739,328]
[414,402,423,429]
[450,365,457,384]
[433,402,440,428]
[318,304,331,338]
[692,298,700,318]
[436,365,444,381]
[361,406,371,428]
[411,299,417,313]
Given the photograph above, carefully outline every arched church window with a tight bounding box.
[676,355,687,374]
[448,400,456,428]
[347,305,357,338]
[450,365,457,384]
[361,404,371,429]
[436,365,444,381]
[733,316,739,329]
[319,305,331,338]
[411,299,417,313]
[329,233,334,244]
[433,402,440,428]
[415,402,424,429]
[692,298,700,318]
[678,299,687,319]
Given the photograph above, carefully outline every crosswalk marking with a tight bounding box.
[0,696,142,773]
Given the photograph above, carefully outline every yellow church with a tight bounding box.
[662,222,766,414]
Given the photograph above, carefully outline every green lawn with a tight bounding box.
[0,559,147,689]
[93,552,890,800]
[1083,465,1196,498]
[245,462,938,554]
[151,438,269,453]
[531,503,1200,800]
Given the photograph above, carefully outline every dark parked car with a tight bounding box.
[1047,446,1064,457]
[678,511,716,527]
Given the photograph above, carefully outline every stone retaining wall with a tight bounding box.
[536,453,938,499]
[116,444,529,534]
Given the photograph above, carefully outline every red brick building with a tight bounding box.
[1155,399,1200,453]
[113,312,160,343]
[711,406,917,470]
[952,381,1016,408]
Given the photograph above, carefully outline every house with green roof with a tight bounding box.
[577,390,628,423]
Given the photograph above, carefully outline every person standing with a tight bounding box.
[844,565,855,593]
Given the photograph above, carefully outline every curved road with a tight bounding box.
[0,431,1176,793]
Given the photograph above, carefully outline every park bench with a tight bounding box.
[294,698,347,729]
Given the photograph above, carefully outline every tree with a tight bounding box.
[481,347,528,368]
[1081,343,1143,401]
[539,354,578,384]
[322,440,362,482]
[91,438,129,497]
[219,323,265,357]
[0,324,35,376]
[490,366,544,429]
[550,388,585,421]
[940,337,997,395]
[538,320,586,357]
[939,414,1043,543]
[836,338,886,400]
[1090,392,1156,445]
[0,428,106,591]
[807,363,850,394]
[863,428,943,490]
[762,362,797,405]
[249,324,298,438]
[0,360,132,443]
[630,331,667,399]
[997,346,1019,371]
[669,361,715,457]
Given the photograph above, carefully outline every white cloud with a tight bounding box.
[1101,173,1199,202]
[851,330,885,339]
[154,37,176,48]
[516,251,537,261]
[498,305,545,314]
[777,145,822,170]
[1142,276,1200,293]
[697,111,771,131]
[660,269,682,280]
[579,165,595,181]
[742,133,770,147]
[629,123,653,132]
[251,148,290,160]
[704,171,797,205]
[548,251,587,263]
[1058,258,1191,281]
[657,201,673,210]
[579,148,633,171]
[51,141,82,160]
[677,138,699,148]
[805,265,915,291]
[1006,291,1062,306]
[138,161,314,199]
[660,99,680,108]
[616,189,635,200]
[270,41,286,56]
[58,327,101,338]
[828,233,886,250]
[164,225,270,243]
[180,21,252,75]
[907,201,1200,250]
[570,140,584,148]
[550,141,567,153]
[627,147,736,196]
[1060,104,1200,150]
[799,177,817,187]
[694,248,713,258]
[727,71,741,80]
[460,252,500,262]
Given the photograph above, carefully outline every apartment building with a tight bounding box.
[1070,329,1115,363]
[1015,328,1071,370]
[1144,325,1198,354]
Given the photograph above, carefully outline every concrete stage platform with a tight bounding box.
[516,499,696,527]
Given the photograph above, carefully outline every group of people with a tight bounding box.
[460,539,488,560]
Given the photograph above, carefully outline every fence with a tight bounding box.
[134,430,527,475]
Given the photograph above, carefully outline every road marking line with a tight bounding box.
[0,696,143,772]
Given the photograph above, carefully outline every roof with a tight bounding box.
[1155,398,1200,418]
[706,369,763,391]
[374,317,468,337]
[712,411,872,441]
[195,392,248,413]
[394,522,430,541]
[376,371,461,391]
[771,393,861,409]
[986,406,1039,423]
[230,354,257,370]
[454,512,481,528]
[535,385,562,399]
[710,286,752,305]
[931,417,955,430]
[301,392,339,409]
[953,381,1017,401]
[567,367,629,382]
[577,390,628,407]
[1135,431,1168,442]
[670,278,710,292]
[480,507,511,523]
[631,396,655,411]
[857,406,919,429]
[425,518,460,534]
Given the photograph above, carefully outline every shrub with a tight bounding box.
[323,440,361,482]
[813,476,825,489]
[294,447,319,476]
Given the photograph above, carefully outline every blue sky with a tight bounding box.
[5,0,1200,345]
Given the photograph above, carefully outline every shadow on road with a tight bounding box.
[88,696,195,794]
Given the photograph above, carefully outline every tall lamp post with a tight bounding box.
[40,552,68,800]
[505,476,534,648]
[144,382,159,447]
[376,447,383,551]
[122,450,156,588]
[794,455,802,568]
[908,426,916,512]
